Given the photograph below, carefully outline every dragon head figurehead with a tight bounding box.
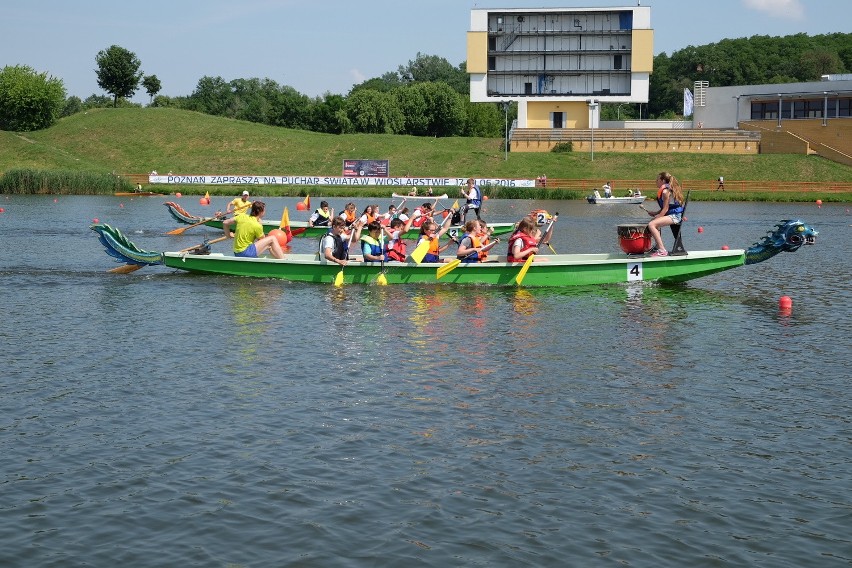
[745,219,817,265]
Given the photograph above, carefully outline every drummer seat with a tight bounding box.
[669,190,690,256]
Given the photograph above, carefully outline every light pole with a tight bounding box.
[588,100,598,161]
[501,100,510,161]
[617,103,627,121]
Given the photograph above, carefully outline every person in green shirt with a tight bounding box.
[222,201,285,259]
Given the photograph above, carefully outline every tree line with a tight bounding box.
[2,33,850,133]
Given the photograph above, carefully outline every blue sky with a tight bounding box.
[3,0,849,104]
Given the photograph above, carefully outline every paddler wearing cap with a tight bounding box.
[227,190,252,216]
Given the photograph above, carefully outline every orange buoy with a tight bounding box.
[199,197,210,206]
[92,218,99,223]
[269,229,288,247]
[296,202,307,211]
[779,296,793,310]
[483,195,489,200]
[721,245,729,250]
[175,192,182,198]
[697,226,704,233]
[816,199,823,206]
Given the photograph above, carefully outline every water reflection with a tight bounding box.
[226,280,283,362]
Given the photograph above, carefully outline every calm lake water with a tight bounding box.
[1,194,850,567]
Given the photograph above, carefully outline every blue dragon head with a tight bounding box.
[745,220,817,265]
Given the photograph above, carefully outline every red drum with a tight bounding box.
[617,224,652,254]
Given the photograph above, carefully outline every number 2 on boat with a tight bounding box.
[627,262,643,282]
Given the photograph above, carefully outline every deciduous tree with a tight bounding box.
[95,45,142,107]
[0,65,66,131]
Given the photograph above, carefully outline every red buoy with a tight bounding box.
[697,226,704,233]
[779,296,793,310]
[296,202,307,211]
[721,245,729,250]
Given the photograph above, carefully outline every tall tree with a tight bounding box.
[0,65,66,131]
[95,45,142,107]
[142,74,161,104]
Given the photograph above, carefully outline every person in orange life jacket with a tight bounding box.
[475,219,495,262]
[308,200,331,227]
[340,202,358,227]
[456,220,488,263]
[646,171,685,257]
[415,215,455,263]
[507,217,539,262]
[321,216,348,266]
[359,221,385,263]
[383,215,415,262]
[222,201,286,259]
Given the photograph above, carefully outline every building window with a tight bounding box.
[614,55,622,70]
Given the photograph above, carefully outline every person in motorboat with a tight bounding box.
[645,171,685,257]
[603,181,612,198]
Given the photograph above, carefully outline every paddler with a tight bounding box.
[227,190,252,216]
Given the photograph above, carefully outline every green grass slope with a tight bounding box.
[3,107,851,188]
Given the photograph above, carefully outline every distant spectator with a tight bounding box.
[717,176,725,191]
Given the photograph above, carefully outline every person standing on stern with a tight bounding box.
[646,171,685,257]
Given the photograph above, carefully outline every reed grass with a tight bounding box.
[0,168,132,194]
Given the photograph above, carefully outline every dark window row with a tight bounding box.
[751,97,851,119]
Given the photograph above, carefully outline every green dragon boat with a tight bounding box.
[92,220,816,287]
[163,201,515,239]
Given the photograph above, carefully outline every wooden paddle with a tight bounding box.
[165,212,227,235]
[108,236,228,274]
[376,231,388,285]
[436,239,499,280]
[409,238,430,264]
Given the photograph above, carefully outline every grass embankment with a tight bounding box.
[1,107,850,201]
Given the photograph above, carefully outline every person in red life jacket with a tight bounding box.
[646,171,685,257]
[308,200,331,227]
[507,217,539,262]
[411,202,435,228]
[415,215,454,263]
[359,221,384,263]
[383,216,415,262]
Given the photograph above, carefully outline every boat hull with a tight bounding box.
[587,196,646,204]
[161,250,747,287]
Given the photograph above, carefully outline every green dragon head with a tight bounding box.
[745,219,817,265]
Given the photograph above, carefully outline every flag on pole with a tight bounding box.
[683,88,694,117]
[280,206,293,242]
[302,195,310,210]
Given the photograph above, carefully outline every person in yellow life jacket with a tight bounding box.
[308,200,331,227]
[359,221,384,263]
[226,190,252,216]
[222,201,285,259]
[414,214,454,263]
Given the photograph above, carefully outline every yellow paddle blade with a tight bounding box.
[514,254,535,285]
[280,206,290,229]
[410,239,430,264]
[334,268,344,287]
[376,273,388,286]
[436,259,461,280]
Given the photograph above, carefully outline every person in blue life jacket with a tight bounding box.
[359,221,384,263]
[309,200,331,227]
[456,220,487,263]
[460,177,482,221]
[320,216,348,267]
[646,171,685,257]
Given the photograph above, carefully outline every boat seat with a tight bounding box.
[669,190,690,256]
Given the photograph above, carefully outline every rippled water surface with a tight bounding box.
[1,195,850,567]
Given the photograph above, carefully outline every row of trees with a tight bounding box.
[2,33,850,132]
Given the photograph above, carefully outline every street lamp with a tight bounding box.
[501,100,510,161]
[587,99,598,161]
[617,103,627,121]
